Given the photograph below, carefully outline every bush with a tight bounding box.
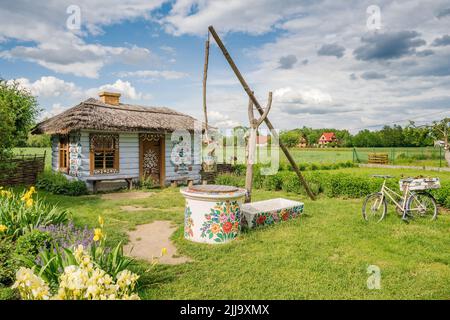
[215,174,245,187]
[15,229,53,260]
[139,177,154,190]
[0,286,18,300]
[0,238,17,286]
[36,171,87,196]
[232,164,246,176]
[0,187,69,238]
[431,181,450,209]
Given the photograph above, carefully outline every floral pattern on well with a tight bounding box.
[184,205,194,238]
[250,205,303,228]
[200,201,241,243]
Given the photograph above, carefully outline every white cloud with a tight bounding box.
[274,87,333,105]
[163,0,307,36]
[208,110,241,128]
[89,79,151,100]
[12,76,82,98]
[0,1,165,77]
[116,70,188,80]
[40,103,69,120]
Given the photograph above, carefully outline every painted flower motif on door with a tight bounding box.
[143,149,159,175]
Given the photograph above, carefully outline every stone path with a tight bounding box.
[124,220,191,265]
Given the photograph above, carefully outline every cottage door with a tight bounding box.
[140,134,163,186]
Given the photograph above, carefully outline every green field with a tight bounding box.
[13,146,447,172]
[213,146,446,168]
[15,166,449,300]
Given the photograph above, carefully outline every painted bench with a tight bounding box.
[241,198,304,229]
[85,175,139,193]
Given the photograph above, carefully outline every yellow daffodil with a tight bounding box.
[98,216,104,227]
[26,198,34,208]
[0,224,7,233]
[93,228,103,242]
[161,247,167,256]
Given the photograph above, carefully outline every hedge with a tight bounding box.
[215,170,450,209]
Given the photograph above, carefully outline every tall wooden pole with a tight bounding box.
[202,33,210,138]
[208,25,315,200]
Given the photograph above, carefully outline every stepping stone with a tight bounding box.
[124,221,191,265]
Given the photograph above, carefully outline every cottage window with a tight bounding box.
[59,136,69,172]
[90,134,119,174]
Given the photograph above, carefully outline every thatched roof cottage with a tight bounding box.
[32,92,202,191]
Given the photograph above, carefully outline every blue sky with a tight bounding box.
[1,0,449,133]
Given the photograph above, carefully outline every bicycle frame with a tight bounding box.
[376,179,410,213]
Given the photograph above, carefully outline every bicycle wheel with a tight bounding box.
[362,192,387,222]
[406,192,438,220]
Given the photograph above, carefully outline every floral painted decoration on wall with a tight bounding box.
[184,205,194,238]
[251,205,303,228]
[200,201,241,243]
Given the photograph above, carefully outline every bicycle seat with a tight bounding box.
[371,174,394,179]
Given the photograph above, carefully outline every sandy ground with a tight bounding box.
[124,220,191,265]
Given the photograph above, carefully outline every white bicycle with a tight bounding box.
[362,175,439,223]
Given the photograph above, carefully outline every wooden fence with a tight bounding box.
[0,152,46,186]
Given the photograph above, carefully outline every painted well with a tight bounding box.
[180,185,246,244]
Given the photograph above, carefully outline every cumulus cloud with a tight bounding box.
[354,31,426,61]
[208,111,240,128]
[12,76,82,98]
[90,79,150,100]
[0,1,164,77]
[360,71,386,80]
[278,55,298,69]
[317,43,345,58]
[162,0,310,36]
[432,35,450,46]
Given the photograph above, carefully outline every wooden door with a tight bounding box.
[139,134,163,186]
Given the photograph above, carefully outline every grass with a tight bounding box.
[13,147,51,170]
[13,146,447,171]
[32,166,450,300]
[214,146,446,168]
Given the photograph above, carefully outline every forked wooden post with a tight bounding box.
[208,25,316,200]
[245,92,272,203]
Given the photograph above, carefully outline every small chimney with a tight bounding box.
[99,91,121,106]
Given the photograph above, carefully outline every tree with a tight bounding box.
[428,118,450,167]
[0,79,39,159]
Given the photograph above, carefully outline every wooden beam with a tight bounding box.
[208,25,316,200]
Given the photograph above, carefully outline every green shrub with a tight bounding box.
[215,174,245,187]
[263,172,284,191]
[232,164,246,176]
[36,171,87,196]
[281,172,303,194]
[0,238,17,286]
[431,181,450,209]
[15,229,53,260]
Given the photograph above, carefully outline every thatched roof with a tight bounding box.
[32,98,203,134]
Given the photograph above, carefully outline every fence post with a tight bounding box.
[440,147,442,168]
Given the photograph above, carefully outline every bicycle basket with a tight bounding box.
[399,177,441,191]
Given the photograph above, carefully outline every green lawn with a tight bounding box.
[35,166,450,300]
[13,147,52,170]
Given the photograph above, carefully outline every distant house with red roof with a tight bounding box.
[318,132,337,147]
[256,135,269,147]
